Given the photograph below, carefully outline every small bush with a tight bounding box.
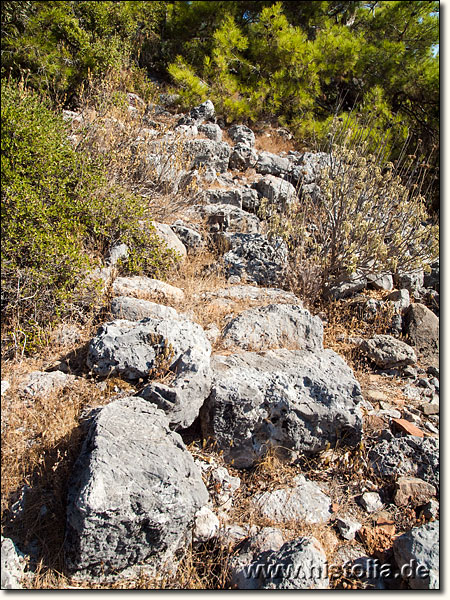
[1,80,177,356]
[263,130,439,301]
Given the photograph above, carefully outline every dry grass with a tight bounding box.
[254,128,297,155]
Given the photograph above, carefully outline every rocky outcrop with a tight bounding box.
[65,398,209,577]
[1,537,24,589]
[222,304,323,351]
[200,349,363,468]
[87,317,211,428]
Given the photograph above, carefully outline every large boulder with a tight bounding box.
[222,304,323,351]
[256,175,298,207]
[359,334,417,368]
[369,436,439,491]
[221,233,288,285]
[65,398,209,577]
[200,349,363,468]
[170,221,204,252]
[87,317,211,428]
[393,522,439,589]
[403,303,439,367]
[183,139,231,172]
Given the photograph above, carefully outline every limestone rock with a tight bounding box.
[65,398,209,577]
[396,269,424,294]
[177,100,215,126]
[184,139,230,172]
[360,334,417,368]
[110,297,179,321]
[193,507,220,542]
[228,124,255,147]
[369,436,439,491]
[256,151,291,177]
[87,317,211,428]
[221,233,288,285]
[150,221,187,258]
[203,187,243,208]
[336,517,362,541]
[200,285,300,306]
[403,303,439,367]
[359,492,383,513]
[200,349,363,468]
[1,537,24,589]
[112,277,185,303]
[19,371,75,398]
[222,304,323,351]
[229,143,258,170]
[188,203,260,234]
[253,538,329,589]
[256,175,297,207]
[198,123,222,141]
[253,475,332,525]
[393,521,439,589]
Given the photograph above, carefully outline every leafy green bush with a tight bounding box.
[262,131,439,301]
[1,80,177,355]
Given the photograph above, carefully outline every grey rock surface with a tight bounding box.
[65,398,209,577]
[403,303,439,367]
[188,203,260,233]
[228,124,256,147]
[244,537,329,589]
[256,151,291,177]
[184,139,230,172]
[107,243,129,267]
[201,285,300,306]
[396,269,424,294]
[198,123,222,141]
[360,334,417,368]
[1,536,24,589]
[150,221,187,258]
[367,272,394,291]
[369,436,439,491]
[221,233,288,285]
[177,100,215,126]
[111,297,179,321]
[289,151,330,185]
[327,273,367,300]
[201,349,363,468]
[253,475,332,525]
[256,175,298,207]
[336,517,362,541]
[359,492,383,513]
[193,506,220,542]
[87,317,211,428]
[393,521,439,589]
[112,276,185,303]
[170,222,204,251]
[241,187,261,213]
[203,187,243,208]
[222,304,323,351]
[229,143,258,170]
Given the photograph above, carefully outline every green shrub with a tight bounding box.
[262,130,439,301]
[1,80,177,355]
